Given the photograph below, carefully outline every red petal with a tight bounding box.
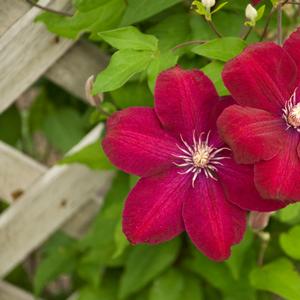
[218,158,287,212]
[251,0,261,5]
[102,107,178,177]
[183,178,246,261]
[217,105,286,164]
[154,66,219,143]
[255,134,300,202]
[222,42,298,115]
[123,168,189,244]
[284,27,300,82]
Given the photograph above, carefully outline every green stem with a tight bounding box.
[25,0,73,17]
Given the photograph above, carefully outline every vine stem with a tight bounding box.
[260,7,276,41]
[241,26,253,40]
[172,40,207,51]
[206,19,223,38]
[277,2,283,45]
[25,0,73,17]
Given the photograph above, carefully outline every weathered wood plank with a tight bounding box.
[0,0,30,36]
[0,0,74,113]
[0,126,114,277]
[0,281,36,300]
[0,142,46,203]
[46,41,108,100]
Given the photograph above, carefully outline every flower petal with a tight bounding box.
[123,168,189,244]
[284,27,300,81]
[218,158,287,212]
[254,134,300,202]
[222,42,298,115]
[183,178,246,261]
[102,107,178,177]
[154,66,219,142]
[217,105,286,164]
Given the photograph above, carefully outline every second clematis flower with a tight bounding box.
[102,66,283,261]
[217,28,300,204]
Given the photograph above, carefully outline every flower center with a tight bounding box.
[192,147,210,168]
[287,103,300,128]
[283,88,300,132]
[173,131,230,187]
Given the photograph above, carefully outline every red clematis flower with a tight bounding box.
[102,66,282,261]
[251,0,261,5]
[217,28,300,204]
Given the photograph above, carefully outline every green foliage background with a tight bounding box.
[1,0,300,299]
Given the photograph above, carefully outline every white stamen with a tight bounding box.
[173,131,230,187]
[282,88,300,132]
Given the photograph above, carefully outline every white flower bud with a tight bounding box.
[245,4,258,21]
[201,0,216,10]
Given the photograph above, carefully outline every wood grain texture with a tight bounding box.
[0,0,74,113]
[0,126,114,277]
[0,281,36,300]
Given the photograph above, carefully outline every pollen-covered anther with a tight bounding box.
[287,103,300,128]
[192,148,210,168]
[283,88,300,131]
[173,131,230,187]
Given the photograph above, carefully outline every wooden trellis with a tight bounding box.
[0,1,113,298]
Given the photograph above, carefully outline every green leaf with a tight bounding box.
[43,108,85,153]
[110,82,154,108]
[147,51,179,92]
[276,202,300,224]
[149,268,184,300]
[192,38,247,62]
[113,219,129,258]
[119,238,181,299]
[121,0,182,25]
[280,226,300,260]
[225,230,254,279]
[183,244,256,300]
[250,258,300,300]
[60,141,114,170]
[93,49,154,94]
[256,5,266,22]
[99,26,158,51]
[181,273,203,300]
[73,0,108,12]
[0,105,21,146]
[212,2,228,14]
[147,14,190,52]
[37,0,125,39]
[201,61,229,96]
[34,237,77,295]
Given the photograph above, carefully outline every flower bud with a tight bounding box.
[249,211,273,232]
[245,4,258,21]
[201,0,215,10]
[85,75,103,107]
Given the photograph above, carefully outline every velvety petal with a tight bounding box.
[154,66,219,143]
[183,178,247,261]
[218,158,287,212]
[284,27,300,82]
[123,168,189,244]
[255,133,300,202]
[217,105,286,164]
[222,42,298,115]
[251,0,261,5]
[102,107,178,177]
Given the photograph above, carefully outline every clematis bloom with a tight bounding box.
[217,28,300,204]
[102,66,282,261]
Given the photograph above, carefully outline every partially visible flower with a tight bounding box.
[217,28,300,204]
[102,66,284,261]
[251,0,262,5]
[245,4,258,22]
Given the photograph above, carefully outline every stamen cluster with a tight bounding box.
[173,131,230,187]
[283,88,300,132]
